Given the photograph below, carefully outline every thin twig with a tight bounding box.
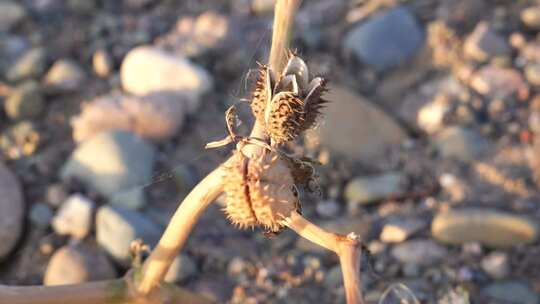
[283,212,364,304]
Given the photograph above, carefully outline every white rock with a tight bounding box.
[72,92,186,142]
[120,46,213,112]
[44,59,86,92]
[44,244,116,286]
[417,94,451,134]
[380,218,425,243]
[481,251,509,279]
[52,194,94,239]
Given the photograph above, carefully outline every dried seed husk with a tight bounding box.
[223,150,299,232]
[265,91,305,144]
[301,77,328,132]
[251,65,272,123]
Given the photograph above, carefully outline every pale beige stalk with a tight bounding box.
[136,166,226,295]
[282,211,365,304]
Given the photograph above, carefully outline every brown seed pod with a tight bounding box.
[265,91,305,144]
[251,64,271,123]
[250,54,328,145]
[223,150,300,232]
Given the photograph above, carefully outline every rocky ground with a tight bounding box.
[1,0,540,303]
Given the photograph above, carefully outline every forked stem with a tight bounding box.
[282,211,365,304]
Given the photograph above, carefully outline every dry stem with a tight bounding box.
[283,212,365,304]
[136,166,226,295]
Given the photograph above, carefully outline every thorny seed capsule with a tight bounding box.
[223,150,300,232]
[251,53,328,145]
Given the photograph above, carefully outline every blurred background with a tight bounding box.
[1,0,540,303]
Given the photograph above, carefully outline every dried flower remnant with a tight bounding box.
[252,53,328,145]
[223,149,300,233]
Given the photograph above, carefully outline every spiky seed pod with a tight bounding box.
[251,65,271,123]
[223,150,300,232]
[250,53,328,145]
[265,92,305,144]
[301,77,328,132]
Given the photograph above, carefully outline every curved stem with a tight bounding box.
[136,166,226,295]
[283,212,365,304]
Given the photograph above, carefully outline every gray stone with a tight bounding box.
[0,34,29,74]
[120,46,212,112]
[44,244,117,286]
[6,47,47,82]
[463,22,510,62]
[417,94,451,134]
[482,281,538,304]
[45,183,68,207]
[481,251,509,279]
[4,81,44,120]
[164,254,198,283]
[29,203,53,228]
[434,126,488,162]
[380,218,425,243]
[391,239,447,266]
[522,6,540,30]
[67,0,97,14]
[324,265,343,287]
[315,200,340,218]
[96,205,162,265]
[110,188,145,210]
[44,59,86,92]
[52,194,94,240]
[61,131,155,206]
[431,208,539,248]
[314,85,407,162]
[0,161,24,259]
[0,1,26,31]
[343,6,424,71]
[345,172,406,208]
[124,0,154,9]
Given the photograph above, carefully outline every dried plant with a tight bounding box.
[0,1,365,303]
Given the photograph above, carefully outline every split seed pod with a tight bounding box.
[251,53,328,145]
[223,150,300,232]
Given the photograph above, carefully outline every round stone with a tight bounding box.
[431,208,538,248]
